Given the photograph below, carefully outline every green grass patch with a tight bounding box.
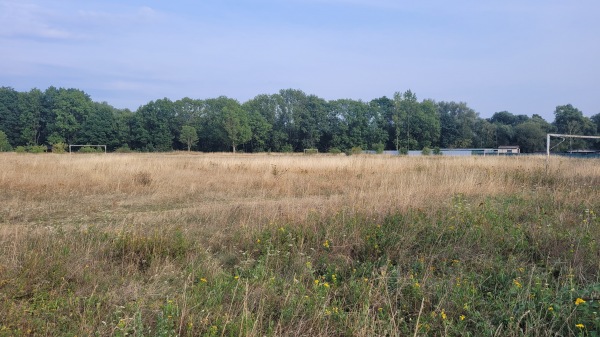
[0,195,598,336]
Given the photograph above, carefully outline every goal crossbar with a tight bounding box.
[546,134,600,157]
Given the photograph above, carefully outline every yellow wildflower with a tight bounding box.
[513,279,522,288]
[548,306,553,311]
[314,279,319,285]
[323,282,330,288]
[575,298,586,306]
[460,315,465,321]
[200,278,207,283]
[576,323,585,329]
[440,309,447,320]
[323,240,330,248]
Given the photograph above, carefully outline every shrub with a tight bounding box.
[52,143,67,154]
[304,148,318,155]
[15,146,26,153]
[328,147,342,155]
[115,145,132,153]
[28,145,47,153]
[421,147,431,156]
[281,144,293,153]
[399,147,409,155]
[78,146,99,153]
[0,131,12,152]
[133,171,153,186]
[433,147,442,155]
[350,147,363,155]
[373,143,385,154]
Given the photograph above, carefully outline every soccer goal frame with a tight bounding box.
[546,134,600,158]
[69,144,107,153]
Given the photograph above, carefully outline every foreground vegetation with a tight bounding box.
[0,153,598,336]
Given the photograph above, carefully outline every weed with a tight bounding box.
[133,170,152,186]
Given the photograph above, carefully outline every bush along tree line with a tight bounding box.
[0,86,599,153]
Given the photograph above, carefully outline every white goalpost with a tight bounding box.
[546,134,600,158]
[546,133,600,171]
[69,144,107,153]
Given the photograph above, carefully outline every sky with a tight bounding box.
[1,0,599,121]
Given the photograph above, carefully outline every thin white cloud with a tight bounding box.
[0,1,77,39]
[0,1,165,41]
[76,5,164,25]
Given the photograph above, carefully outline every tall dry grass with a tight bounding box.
[0,152,598,336]
[2,152,596,229]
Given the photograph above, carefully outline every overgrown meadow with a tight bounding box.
[0,153,598,336]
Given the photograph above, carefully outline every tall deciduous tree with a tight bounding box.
[0,130,11,151]
[179,125,198,151]
[553,104,595,135]
[133,99,176,151]
[370,96,395,150]
[45,88,93,144]
[515,121,547,153]
[393,90,419,150]
[0,87,20,147]
[437,101,479,148]
[221,101,251,153]
[19,89,44,145]
[78,102,120,150]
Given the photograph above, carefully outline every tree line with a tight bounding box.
[1,86,599,153]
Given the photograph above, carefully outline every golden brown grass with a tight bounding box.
[3,152,596,230]
[0,152,598,336]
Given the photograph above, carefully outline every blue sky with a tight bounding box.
[1,0,598,121]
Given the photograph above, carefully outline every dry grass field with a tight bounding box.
[0,153,599,336]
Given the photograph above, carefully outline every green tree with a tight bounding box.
[437,101,479,148]
[411,99,441,149]
[515,121,547,153]
[113,108,134,149]
[222,101,251,153]
[52,88,94,144]
[369,96,395,150]
[243,94,285,151]
[132,99,176,151]
[591,113,600,134]
[553,104,595,135]
[246,109,272,152]
[393,90,419,150]
[0,130,12,151]
[489,111,529,126]
[78,102,120,150]
[553,104,596,151]
[0,87,21,147]
[19,89,44,146]
[179,125,198,151]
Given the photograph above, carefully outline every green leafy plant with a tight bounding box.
[52,142,67,154]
